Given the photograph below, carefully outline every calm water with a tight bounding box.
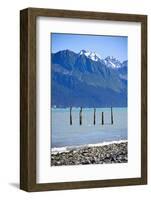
[51,108,127,148]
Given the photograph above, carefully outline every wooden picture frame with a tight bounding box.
[20,7,147,192]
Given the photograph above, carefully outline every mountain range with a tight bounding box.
[51,49,128,108]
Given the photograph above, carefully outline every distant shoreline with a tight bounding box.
[51,141,128,166]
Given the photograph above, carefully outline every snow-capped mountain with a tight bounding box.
[79,50,124,69]
[79,50,101,62]
[104,56,122,69]
[51,49,128,107]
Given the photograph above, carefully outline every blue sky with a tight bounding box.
[51,33,128,62]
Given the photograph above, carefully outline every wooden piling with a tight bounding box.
[93,108,96,125]
[79,107,82,125]
[70,107,72,125]
[102,112,104,125]
[111,107,113,124]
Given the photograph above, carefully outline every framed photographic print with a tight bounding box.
[20,8,147,191]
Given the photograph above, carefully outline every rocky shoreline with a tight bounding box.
[51,142,128,166]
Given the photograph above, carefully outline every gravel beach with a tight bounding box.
[51,142,128,166]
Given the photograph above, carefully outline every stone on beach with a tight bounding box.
[51,142,128,166]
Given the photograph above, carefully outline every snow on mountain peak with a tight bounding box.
[79,50,101,62]
[56,49,125,69]
[104,56,122,69]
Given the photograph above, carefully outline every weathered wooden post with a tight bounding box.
[79,107,82,125]
[93,108,96,125]
[102,112,104,125]
[70,107,72,125]
[111,107,113,124]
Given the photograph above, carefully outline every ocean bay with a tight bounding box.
[51,107,127,150]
